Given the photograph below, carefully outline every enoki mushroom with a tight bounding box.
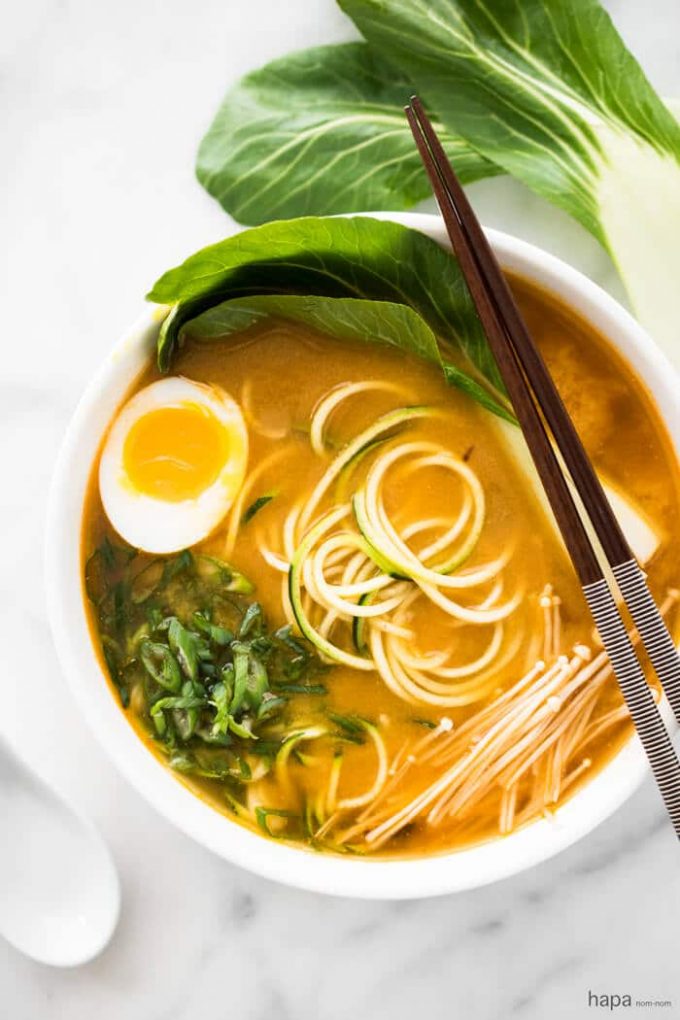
[331,590,678,848]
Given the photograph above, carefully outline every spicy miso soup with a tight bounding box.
[82,276,680,856]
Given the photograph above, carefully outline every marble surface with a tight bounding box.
[1,1,679,1016]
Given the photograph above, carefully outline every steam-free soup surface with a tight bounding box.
[83,277,680,856]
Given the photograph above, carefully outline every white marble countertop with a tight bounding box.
[2,1,679,1016]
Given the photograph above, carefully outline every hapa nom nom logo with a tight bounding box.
[588,992,632,1010]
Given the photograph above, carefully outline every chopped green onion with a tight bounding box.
[242,493,276,525]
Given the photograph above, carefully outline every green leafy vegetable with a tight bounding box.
[338,0,680,359]
[254,806,301,838]
[327,712,368,742]
[242,493,276,525]
[189,0,680,363]
[238,602,264,639]
[196,41,495,224]
[140,641,183,693]
[87,539,328,785]
[148,216,489,369]
[148,215,512,417]
[187,293,440,361]
[194,553,254,596]
[167,617,203,682]
[192,611,234,646]
[186,291,511,419]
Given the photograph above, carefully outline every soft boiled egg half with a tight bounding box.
[99,377,248,554]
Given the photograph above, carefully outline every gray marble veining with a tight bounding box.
[1,1,678,1017]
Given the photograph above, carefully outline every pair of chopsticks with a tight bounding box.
[405,96,680,838]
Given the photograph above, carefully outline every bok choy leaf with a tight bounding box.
[148,215,507,408]
[147,217,657,565]
[185,293,514,421]
[196,42,496,225]
[340,0,680,360]
[186,294,444,361]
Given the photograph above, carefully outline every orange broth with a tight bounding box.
[82,276,680,855]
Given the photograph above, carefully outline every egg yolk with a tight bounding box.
[123,403,229,501]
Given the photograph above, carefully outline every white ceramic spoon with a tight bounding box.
[0,736,120,966]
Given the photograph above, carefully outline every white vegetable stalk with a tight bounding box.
[493,419,662,569]
[595,114,680,365]
[337,1,680,369]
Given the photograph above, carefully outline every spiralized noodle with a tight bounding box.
[279,405,526,701]
[265,398,527,699]
[309,380,411,456]
[223,380,677,851]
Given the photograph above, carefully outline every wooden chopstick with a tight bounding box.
[406,97,680,838]
[407,95,680,730]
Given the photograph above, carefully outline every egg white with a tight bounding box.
[99,377,248,554]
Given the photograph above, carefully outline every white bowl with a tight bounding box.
[45,213,679,899]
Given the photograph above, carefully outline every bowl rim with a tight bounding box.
[45,212,680,899]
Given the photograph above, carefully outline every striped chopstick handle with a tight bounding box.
[583,578,680,838]
[612,559,680,725]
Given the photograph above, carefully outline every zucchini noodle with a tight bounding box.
[296,405,432,538]
[309,380,412,456]
[242,398,526,704]
[218,383,674,852]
